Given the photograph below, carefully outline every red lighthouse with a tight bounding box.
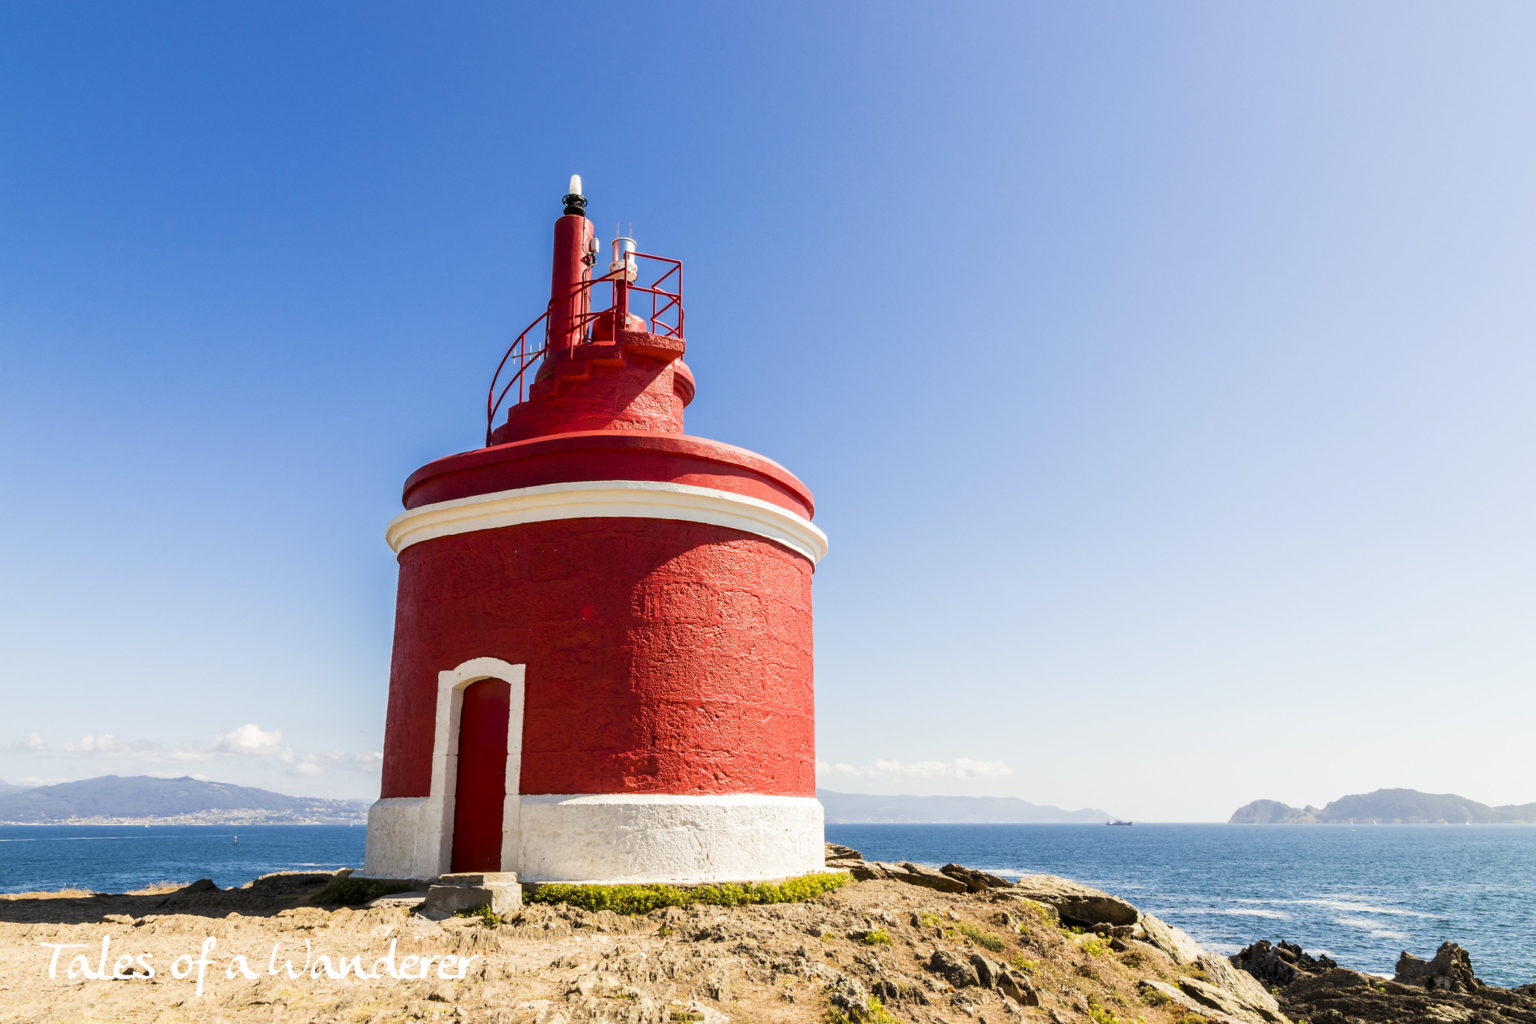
[364,178,827,883]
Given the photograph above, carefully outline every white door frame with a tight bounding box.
[430,657,526,874]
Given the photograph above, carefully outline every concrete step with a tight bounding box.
[418,872,522,918]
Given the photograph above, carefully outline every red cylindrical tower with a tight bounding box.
[364,179,827,883]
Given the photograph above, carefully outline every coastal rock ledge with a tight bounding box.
[827,844,1288,1024]
[6,845,1527,1024]
[3,845,1301,1024]
[1233,939,1536,1024]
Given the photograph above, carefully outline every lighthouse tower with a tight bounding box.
[364,179,827,884]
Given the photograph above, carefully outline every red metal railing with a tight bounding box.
[484,252,684,445]
[483,309,551,445]
[633,251,683,339]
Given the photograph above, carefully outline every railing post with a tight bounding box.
[614,275,629,330]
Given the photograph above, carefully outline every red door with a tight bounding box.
[451,678,510,872]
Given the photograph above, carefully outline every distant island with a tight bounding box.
[1229,787,1536,825]
[0,774,368,825]
[818,789,1110,824]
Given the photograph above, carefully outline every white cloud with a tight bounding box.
[2,731,45,753]
[288,750,383,778]
[816,757,1012,780]
[62,734,164,756]
[39,723,381,783]
[209,724,287,758]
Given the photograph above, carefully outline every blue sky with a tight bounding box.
[2,3,1532,821]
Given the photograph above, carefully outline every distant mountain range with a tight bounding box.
[818,789,1110,824]
[1230,788,1536,825]
[0,776,1109,826]
[0,775,368,824]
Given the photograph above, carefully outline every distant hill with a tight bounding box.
[1230,788,1536,825]
[818,789,1110,824]
[0,778,29,795]
[0,778,1111,825]
[1228,798,1322,824]
[0,775,368,824]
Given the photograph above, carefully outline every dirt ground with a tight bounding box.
[0,871,1220,1024]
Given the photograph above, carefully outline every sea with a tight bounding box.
[1,822,1532,987]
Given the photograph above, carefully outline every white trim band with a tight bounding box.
[386,480,828,564]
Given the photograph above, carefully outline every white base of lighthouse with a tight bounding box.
[363,793,825,884]
[517,793,825,883]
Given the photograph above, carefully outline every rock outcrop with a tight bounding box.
[837,844,1531,1024]
[1140,911,1205,964]
[1396,941,1483,994]
[939,863,1014,893]
[1232,939,1337,987]
[1008,873,1140,928]
[1186,952,1289,1023]
[1234,939,1536,1024]
[823,844,1290,1023]
[861,862,968,892]
[826,847,1139,929]
[825,848,969,892]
